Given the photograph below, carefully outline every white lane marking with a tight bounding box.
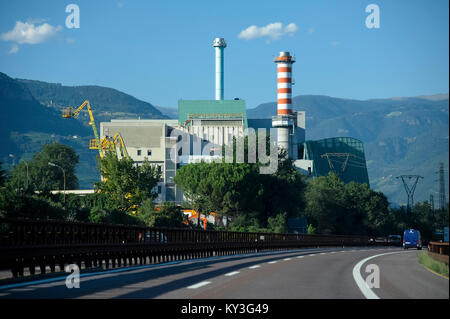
[249,265,261,269]
[309,254,316,257]
[187,281,211,289]
[224,271,240,277]
[283,258,292,261]
[320,253,327,255]
[331,252,336,254]
[297,256,304,259]
[352,251,412,299]
[268,261,277,264]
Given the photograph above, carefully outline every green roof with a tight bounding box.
[178,99,248,128]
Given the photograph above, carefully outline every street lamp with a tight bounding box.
[48,162,66,203]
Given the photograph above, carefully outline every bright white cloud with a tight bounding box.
[1,21,62,45]
[238,22,298,41]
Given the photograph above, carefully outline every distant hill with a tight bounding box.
[17,78,168,126]
[0,72,91,154]
[247,94,449,206]
[0,72,168,188]
[155,105,178,119]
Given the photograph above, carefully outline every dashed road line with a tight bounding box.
[249,265,261,269]
[268,261,277,264]
[224,271,240,277]
[187,281,211,289]
[283,258,292,261]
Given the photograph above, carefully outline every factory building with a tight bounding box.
[100,119,184,203]
[294,137,370,185]
[99,37,370,204]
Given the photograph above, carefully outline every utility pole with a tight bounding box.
[430,193,435,212]
[48,162,66,204]
[396,175,423,213]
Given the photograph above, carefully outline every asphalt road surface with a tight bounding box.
[0,247,447,299]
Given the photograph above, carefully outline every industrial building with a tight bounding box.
[294,137,370,185]
[100,37,370,204]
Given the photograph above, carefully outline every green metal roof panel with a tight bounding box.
[178,99,248,128]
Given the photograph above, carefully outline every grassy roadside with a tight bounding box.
[418,251,449,279]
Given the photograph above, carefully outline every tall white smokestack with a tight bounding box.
[213,38,226,100]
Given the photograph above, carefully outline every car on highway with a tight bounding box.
[403,229,422,250]
[388,234,402,246]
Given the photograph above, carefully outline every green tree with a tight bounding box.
[303,172,389,235]
[0,162,6,186]
[267,212,289,233]
[307,224,316,235]
[137,201,185,227]
[174,161,262,228]
[303,173,345,234]
[8,142,79,193]
[95,152,160,214]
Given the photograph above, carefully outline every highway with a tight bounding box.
[0,247,447,299]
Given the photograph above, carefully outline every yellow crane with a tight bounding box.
[102,132,129,159]
[62,100,130,159]
[62,100,104,159]
[63,101,136,213]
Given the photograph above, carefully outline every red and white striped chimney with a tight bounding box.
[274,52,295,116]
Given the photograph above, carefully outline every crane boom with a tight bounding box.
[62,100,103,159]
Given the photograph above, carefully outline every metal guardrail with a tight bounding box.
[427,241,449,265]
[0,217,375,278]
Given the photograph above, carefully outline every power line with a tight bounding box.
[396,175,424,213]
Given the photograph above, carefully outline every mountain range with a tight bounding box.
[247,95,449,206]
[0,71,448,206]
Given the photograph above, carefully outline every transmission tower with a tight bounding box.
[320,153,356,178]
[438,163,446,210]
[396,175,424,213]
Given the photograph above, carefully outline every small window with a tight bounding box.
[147,150,152,156]
[137,150,142,156]
[158,186,162,194]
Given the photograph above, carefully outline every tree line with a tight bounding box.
[0,141,448,239]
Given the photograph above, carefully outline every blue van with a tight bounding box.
[403,229,422,250]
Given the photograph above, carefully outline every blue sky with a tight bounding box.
[0,0,448,109]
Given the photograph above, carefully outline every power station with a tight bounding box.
[100,38,370,203]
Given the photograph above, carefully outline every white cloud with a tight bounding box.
[238,22,298,42]
[1,21,62,45]
[9,44,19,54]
